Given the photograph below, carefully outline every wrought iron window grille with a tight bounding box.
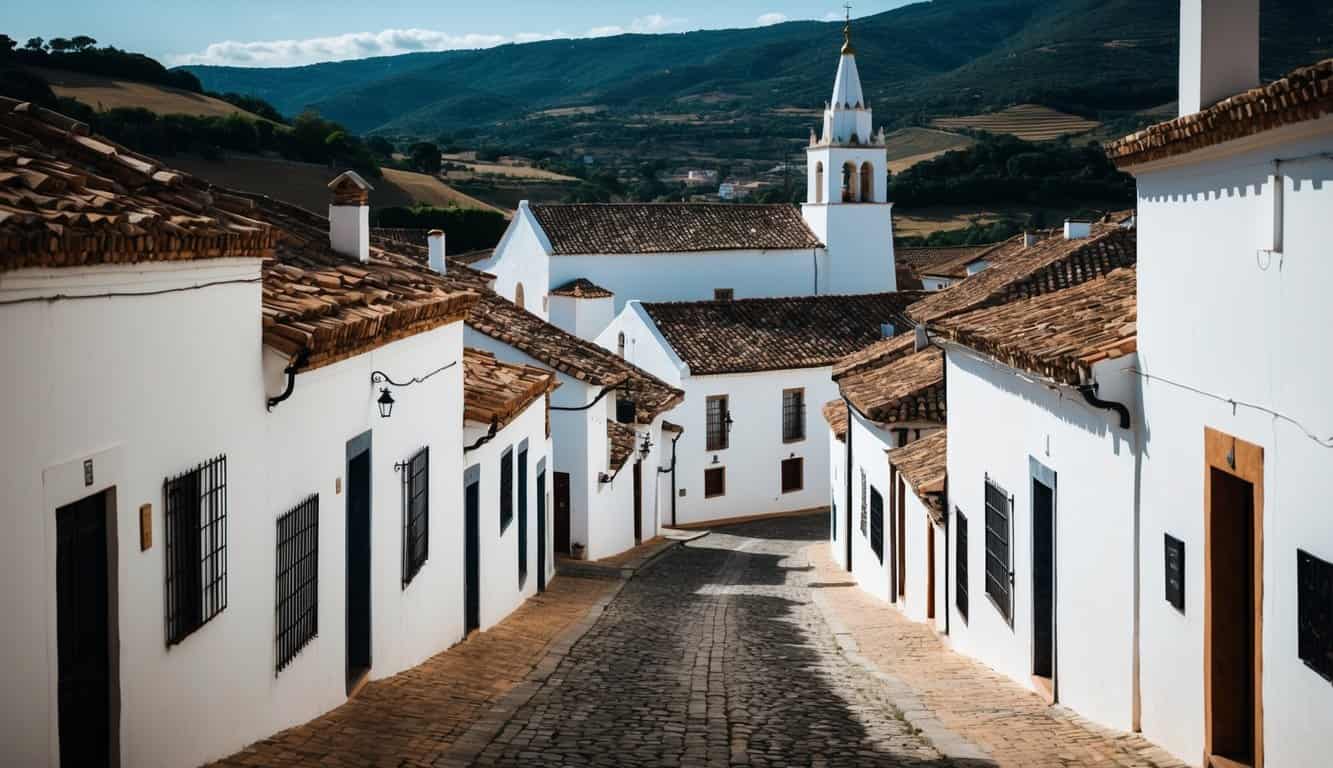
[275,494,319,673]
[401,447,430,587]
[983,474,1014,624]
[164,454,228,646]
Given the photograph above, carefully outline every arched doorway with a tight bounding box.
[859,162,874,202]
[841,162,858,202]
[514,282,525,310]
[815,162,825,203]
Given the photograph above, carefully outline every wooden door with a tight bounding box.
[57,491,111,768]
[926,518,936,620]
[464,479,481,633]
[553,472,571,554]
[537,471,547,592]
[633,460,643,544]
[1032,479,1055,683]
[345,448,372,689]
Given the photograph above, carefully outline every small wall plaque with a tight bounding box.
[139,504,152,551]
[335,477,343,495]
[83,459,94,487]
[1164,533,1185,613]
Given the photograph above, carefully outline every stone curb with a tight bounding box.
[556,531,704,581]
[803,551,994,766]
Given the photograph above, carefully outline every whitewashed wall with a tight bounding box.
[462,400,550,631]
[848,410,893,601]
[898,478,934,625]
[549,293,616,341]
[476,203,551,319]
[944,347,1139,734]
[594,302,686,389]
[0,259,471,768]
[1131,118,1333,767]
[828,422,847,570]
[800,201,897,295]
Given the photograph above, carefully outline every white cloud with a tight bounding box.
[755,12,788,26]
[169,15,686,68]
[822,11,845,21]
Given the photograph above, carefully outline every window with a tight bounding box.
[841,162,858,202]
[275,494,318,673]
[514,282,525,310]
[781,457,803,493]
[704,467,726,498]
[782,388,805,442]
[869,487,884,563]
[984,476,1013,623]
[706,396,730,452]
[617,332,626,358]
[714,288,734,301]
[956,509,969,622]
[859,469,868,535]
[859,162,874,202]
[164,454,228,646]
[518,448,528,586]
[402,447,430,586]
[831,499,837,541]
[500,447,514,532]
[1298,549,1333,683]
[814,162,824,204]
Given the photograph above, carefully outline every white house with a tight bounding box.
[460,348,558,633]
[934,267,1140,734]
[548,278,616,340]
[0,100,487,768]
[1105,3,1333,764]
[887,430,948,634]
[896,245,999,292]
[475,20,898,342]
[598,292,921,527]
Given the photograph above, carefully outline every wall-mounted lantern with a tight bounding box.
[377,387,396,419]
[369,360,456,420]
[639,433,654,459]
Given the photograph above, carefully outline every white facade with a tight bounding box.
[943,346,1140,734]
[549,291,616,340]
[1128,116,1333,767]
[474,202,552,319]
[0,258,476,768]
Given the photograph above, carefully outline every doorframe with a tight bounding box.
[1029,456,1057,704]
[463,463,482,634]
[344,431,373,694]
[536,458,547,592]
[43,446,124,768]
[1203,427,1264,768]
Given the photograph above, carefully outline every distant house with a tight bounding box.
[598,292,921,527]
[896,244,1004,291]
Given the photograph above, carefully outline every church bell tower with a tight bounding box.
[801,14,897,294]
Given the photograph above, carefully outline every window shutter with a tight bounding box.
[984,476,1012,623]
[781,457,803,493]
[956,509,969,622]
[402,447,430,586]
[869,488,884,563]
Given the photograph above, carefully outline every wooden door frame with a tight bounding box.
[1029,457,1058,704]
[344,431,374,694]
[1203,427,1264,768]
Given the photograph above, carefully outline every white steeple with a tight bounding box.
[820,16,874,145]
[830,29,864,109]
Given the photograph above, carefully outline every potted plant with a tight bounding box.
[571,542,586,560]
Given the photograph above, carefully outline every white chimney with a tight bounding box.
[1179,0,1259,117]
[1064,219,1092,240]
[1023,231,1040,248]
[427,229,446,274]
[327,170,373,263]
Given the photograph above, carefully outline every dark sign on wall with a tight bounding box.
[1297,549,1333,684]
[1164,533,1185,613]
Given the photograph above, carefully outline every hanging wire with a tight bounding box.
[369,360,457,388]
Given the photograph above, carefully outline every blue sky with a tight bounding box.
[7,0,918,68]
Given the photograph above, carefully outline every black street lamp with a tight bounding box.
[377,387,396,419]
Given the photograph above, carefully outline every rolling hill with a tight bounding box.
[29,66,269,120]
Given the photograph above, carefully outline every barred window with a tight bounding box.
[500,447,514,531]
[275,494,319,673]
[860,469,868,535]
[164,454,228,646]
[402,447,430,586]
[782,388,806,442]
[869,487,884,563]
[704,467,726,498]
[984,476,1013,623]
[518,448,529,586]
[781,457,803,493]
[1298,549,1333,683]
[956,509,969,622]
[706,396,729,452]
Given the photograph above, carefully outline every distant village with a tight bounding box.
[1,2,1331,768]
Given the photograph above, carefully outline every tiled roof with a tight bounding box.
[839,348,945,425]
[608,420,637,473]
[831,332,917,380]
[530,203,823,255]
[454,248,494,265]
[888,430,947,518]
[906,225,1137,324]
[1107,58,1333,167]
[934,267,1138,386]
[0,97,278,271]
[642,292,924,375]
[462,347,558,429]
[822,399,848,442]
[551,278,614,298]
[897,244,996,278]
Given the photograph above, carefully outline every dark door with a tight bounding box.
[464,479,481,633]
[57,491,111,768]
[1210,469,1257,766]
[553,472,571,555]
[1032,479,1055,682]
[633,460,643,544]
[537,471,547,592]
[346,449,372,690]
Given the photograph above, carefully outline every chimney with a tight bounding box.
[327,171,373,263]
[1179,0,1259,117]
[1064,219,1092,240]
[427,229,446,274]
[1023,231,1040,248]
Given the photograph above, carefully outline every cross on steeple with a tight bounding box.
[844,2,852,23]
[841,3,855,55]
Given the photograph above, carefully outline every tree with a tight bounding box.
[409,142,442,175]
[0,35,17,56]
[25,37,45,52]
[366,136,395,159]
[70,35,97,51]
[48,37,73,53]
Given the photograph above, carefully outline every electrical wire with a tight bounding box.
[1123,367,1333,449]
[370,360,457,388]
[0,277,264,306]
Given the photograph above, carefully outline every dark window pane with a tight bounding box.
[276,494,319,672]
[956,509,969,621]
[984,477,1011,622]
[704,467,726,498]
[781,457,803,493]
[403,447,430,586]
[783,389,805,442]
[706,397,729,452]
[164,455,228,645]
[870,488,884,563]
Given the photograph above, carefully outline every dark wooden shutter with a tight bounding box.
[518,448,528,585]
[869,488,884,563]
[956,510,969,621]
[704,467,726,498]
[500,448,514,530]
[402,447,430,586]
[781,457,803,493]
[1298,549,1333,682]
[984,477,1012,622]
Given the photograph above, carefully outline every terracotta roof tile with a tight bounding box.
[897,244,998,278]
[608,420,636,473]
[839,348,945,425]
[831,333,917,380]
[642,292,925,375]
[454,248,494,265]
[934,267,1138,386]
[551,278,614,298]
[888,430,947,518]
[906,225,1137,324]
[0,97,278,271]
[462,347,558,429]
[822,399,848,442]
[530,203,822,255]
[1107,58,1333,167]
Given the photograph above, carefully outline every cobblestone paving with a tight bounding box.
[473,515,950,768]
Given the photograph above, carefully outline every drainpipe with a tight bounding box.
[844,398,854,571]
[1077,382,1130,430]
[464,416,500,453]
[266,347,311,411]
[656,430,682,527]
